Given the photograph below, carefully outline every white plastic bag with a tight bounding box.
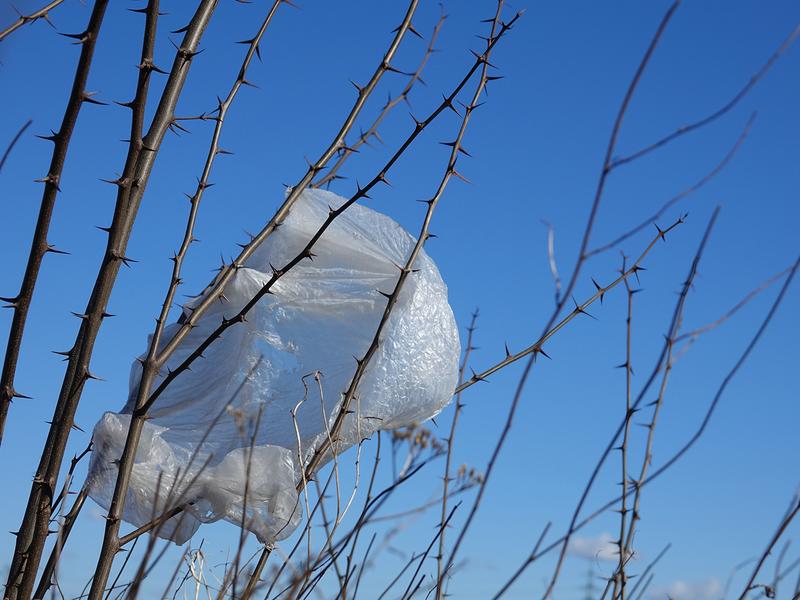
[87,188,460,544]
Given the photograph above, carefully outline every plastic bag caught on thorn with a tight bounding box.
[87,188,460,544]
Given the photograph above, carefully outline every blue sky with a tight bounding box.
[1,1,799,598]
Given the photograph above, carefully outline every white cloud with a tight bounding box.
[568,532,618,562]
[649,578,722,600]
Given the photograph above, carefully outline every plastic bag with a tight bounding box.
[87,188,460,544]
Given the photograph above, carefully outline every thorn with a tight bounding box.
[572,295,597,319]
[504,342,511,358]
[59,30,88,44]
[81,91,107,106]
[45,244,70,255]
[35,130,60,143]
[109,251,138,268]
[591,278,605,303]
[470,367,488,383]
[1,299,17,309]
[407,23,423,39]
[450,169,471,184]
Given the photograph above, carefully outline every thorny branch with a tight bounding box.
[312,6,447,189]
[243,9,521,593]
[149,0,424,371]
[0,0,108,446]
[0,0,63,43]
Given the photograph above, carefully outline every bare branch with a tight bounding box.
[610,24,800,170]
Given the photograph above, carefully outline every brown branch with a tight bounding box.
[151,0,424,371]
[506,253,799,571]
[2,2,111,597]
[609,24,800,170]
[548,208,717,600]
[443,214,685,590]
[435,308,480,599]
[613,258,636,600]
[738,498,800,600]
[31,487,88,600]
[0,0,63,43]
[6,1,220,597]
[243,12,520,594]
[587,112,754,258]
[675,265,793,343]
[89,3,285,595]
[0,0,109,446]
[312,6,447,189]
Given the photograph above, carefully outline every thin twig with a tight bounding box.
[312,6,447,189]
[0,0,63,42]
[587,112,755,258]
[150,0,423,371]
[738,498,800,600]
[0,119,32,174]
[435,308,480,598]
[609,25,800,170]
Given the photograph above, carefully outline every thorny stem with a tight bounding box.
[0,0,108,446]
[623,210,720,569]
[89,2,284,596]
[242,12,520,593]
[612,260,635,600]
[443,215,685,589]
[508,254,800,583]
[738,498,800,600]
[32,488,87,599]
[150,0,423,371]
[0,0,63,42]
[2,2,111,597]
[312,7,447,189]
[435,309,479,599]
[544,206,716,600]
[70,1,222,597]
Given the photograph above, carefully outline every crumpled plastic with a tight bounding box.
[87,188,460,544]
